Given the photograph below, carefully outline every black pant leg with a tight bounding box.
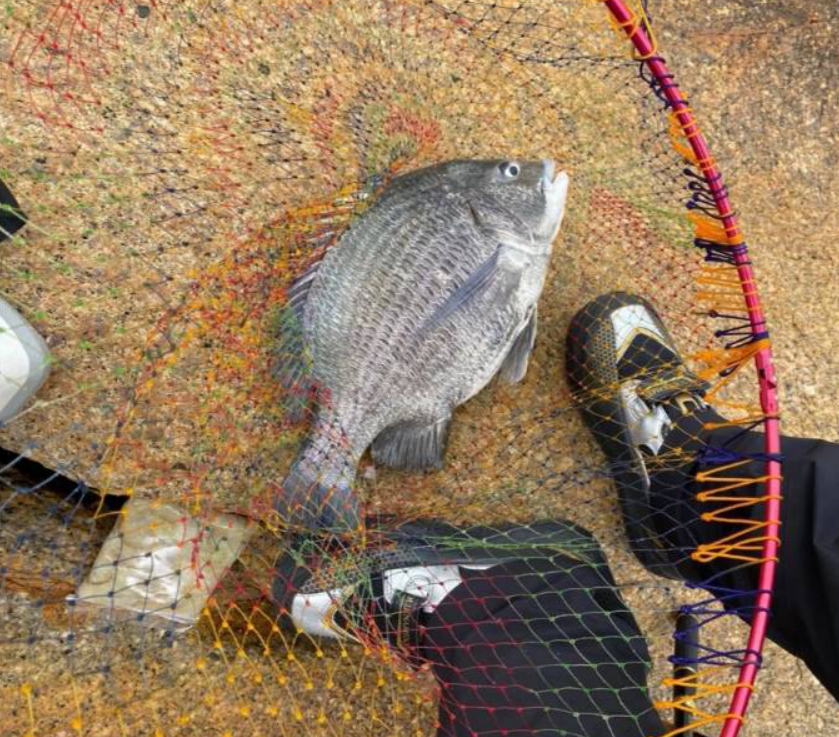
[648,409,839,701]
[0,177,26,241]
[419,549,667,737]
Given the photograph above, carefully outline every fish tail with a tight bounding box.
[275,419,359,534]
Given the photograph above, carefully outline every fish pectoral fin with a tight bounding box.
[371,416,451,471]
[419,246,518,335]
[498,305,538,385]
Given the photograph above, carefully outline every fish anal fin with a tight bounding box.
[371,416,451,471]
[498,305,537,385]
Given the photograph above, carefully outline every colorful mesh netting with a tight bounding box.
[0,1,783,736]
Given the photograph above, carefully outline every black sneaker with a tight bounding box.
[271,519,600,660]
[565,292,709,579]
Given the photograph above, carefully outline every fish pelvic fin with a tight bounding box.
[371,416,451,471]
[498,304,537,385]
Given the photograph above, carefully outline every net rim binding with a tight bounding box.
[598,2,782,736]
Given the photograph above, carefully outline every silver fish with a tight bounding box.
[276,159,569,531]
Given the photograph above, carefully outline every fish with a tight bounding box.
[275,159,569,532]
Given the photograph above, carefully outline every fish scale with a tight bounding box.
[360,204,486,412]
[275,159,569,532]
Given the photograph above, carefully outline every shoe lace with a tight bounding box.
[636,364,709,408]
[629,367,709,456]
[331,571,426,665]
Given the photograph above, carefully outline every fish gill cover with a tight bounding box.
[0,1,783,736]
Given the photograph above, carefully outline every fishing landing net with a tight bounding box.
[0,1,781,736]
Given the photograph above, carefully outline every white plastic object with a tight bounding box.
[70,497,253,630]
[0,296,50,424]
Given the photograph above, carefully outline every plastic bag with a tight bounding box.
[70,497,254,630]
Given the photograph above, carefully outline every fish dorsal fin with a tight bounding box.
[271,303,314,422]
[287,257,323,324]
[497,305,537,385]
[371,416,451,471]
[273,255,326,422]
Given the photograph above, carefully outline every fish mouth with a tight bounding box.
[541,159,557,188]
[537,159,569,242]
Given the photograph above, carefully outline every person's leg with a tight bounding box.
[272,519,667,737]
[0,175,27,242]
[422,556,666,737]
[566,291,839,702]
[647,408,839,701]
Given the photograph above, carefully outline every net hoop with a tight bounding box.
[600,2,782,736]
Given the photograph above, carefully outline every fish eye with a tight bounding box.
[499,161,520,180]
